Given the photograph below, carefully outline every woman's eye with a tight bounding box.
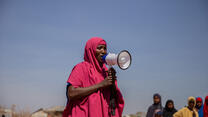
[97,46,100,49]
[97,45,106,50]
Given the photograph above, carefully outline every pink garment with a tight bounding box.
[63,37,124,117]
[204,96,208,117]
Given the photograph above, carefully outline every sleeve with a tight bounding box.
[173,109,183,117]
[146,106,151,117]
[195,110,199,117]
[67,64,84,88]
[66,83,71,100]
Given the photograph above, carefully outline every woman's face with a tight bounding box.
[196,101,202,108]
[167,102,174,109]
[95,44,107,64]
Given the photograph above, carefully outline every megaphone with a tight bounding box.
[102,50,132,70]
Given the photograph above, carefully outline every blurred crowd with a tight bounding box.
[146,94,208,117]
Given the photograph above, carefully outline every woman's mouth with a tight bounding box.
[100,55,105,62]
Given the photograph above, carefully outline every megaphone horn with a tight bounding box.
[102,50,132,70]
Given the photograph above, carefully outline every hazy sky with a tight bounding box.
[0,0,208,115]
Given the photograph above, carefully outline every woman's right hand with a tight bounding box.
[99,68,117,88]
[100,75,114,88]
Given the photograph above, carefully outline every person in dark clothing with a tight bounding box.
[146,93,163,117]
[163,100,177,117]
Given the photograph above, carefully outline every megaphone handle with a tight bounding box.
[108,66,116,83]
[108,66,117,116]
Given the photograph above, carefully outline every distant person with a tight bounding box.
[173,96,198,117]
[163,100,177,117]
[63,37,124,117]
[204,96,208,117]
[195,97,203,117]
[146,93,163,117]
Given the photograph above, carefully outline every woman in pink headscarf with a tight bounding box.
[63,37,124,117]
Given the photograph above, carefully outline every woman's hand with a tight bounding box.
[99,67,117,88]
[99,75,113,88]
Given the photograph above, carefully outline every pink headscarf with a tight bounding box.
[84,37,107,73]
[63,37,124,117]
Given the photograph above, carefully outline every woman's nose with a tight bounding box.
[101,48,106,54]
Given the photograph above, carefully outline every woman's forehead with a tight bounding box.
[97,44,106,47]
